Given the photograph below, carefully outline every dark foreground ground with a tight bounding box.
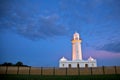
[0,74,120,80]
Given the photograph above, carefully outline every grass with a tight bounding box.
[0,74,120,80]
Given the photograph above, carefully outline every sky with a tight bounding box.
[0,0,120,67]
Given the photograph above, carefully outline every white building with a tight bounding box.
[59,32,97,68]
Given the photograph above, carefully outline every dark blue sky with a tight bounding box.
[0,0,120,67]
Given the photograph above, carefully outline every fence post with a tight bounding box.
[29,66,31,75]
[17,66,19,75]
[114,66,117,74]
[79,68,81,75]
[78,67,80,75]
[53,67,55,76]
[91,67,92,75]
[102,66,105,75]
[41,67,42,76]
[5,66,8,74]
[66,68,67,76]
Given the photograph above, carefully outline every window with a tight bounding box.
[77,64,79,68]
[62,64,64,67]
[85,64,88,68]
[92,63,94,67]
[68,64,71,68]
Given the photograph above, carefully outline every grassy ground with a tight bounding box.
[0,74,120,80]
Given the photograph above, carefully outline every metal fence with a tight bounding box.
[0,66,120,75]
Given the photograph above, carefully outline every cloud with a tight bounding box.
[0,0,69,40]
[97,42,120,53]
[83,49,120,59]
[0,0,12,17]
[0,0,120,41]
[0,14,68,40]
[28,15,68,39]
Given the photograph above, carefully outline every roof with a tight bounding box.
[59,57,67,62]
[88,56,95,61]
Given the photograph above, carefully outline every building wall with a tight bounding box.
[59,60,97,68]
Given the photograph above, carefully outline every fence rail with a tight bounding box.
[0,66,120,75]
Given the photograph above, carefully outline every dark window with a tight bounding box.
[77,64,79,68]
[92,63,94,67]
[85,64,88,68]
[68,64,71,68]
[62,64,64,67]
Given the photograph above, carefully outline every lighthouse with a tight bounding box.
[72,32,82,60]
[59,32,97,68]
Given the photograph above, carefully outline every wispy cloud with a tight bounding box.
[0,0,120,43]
[0,0,69,40]
[83,48,120,59]
[97,42,120,53]
[0,14,68,40]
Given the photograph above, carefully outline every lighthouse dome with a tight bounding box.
[73,32,80,40]
[59,57,67,62]
[88,56,94,61]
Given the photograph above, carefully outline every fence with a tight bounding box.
[0,66,120,75]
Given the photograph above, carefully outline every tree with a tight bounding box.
[2,62,13,66]
[0,61,29,66]
[15,61,23,66]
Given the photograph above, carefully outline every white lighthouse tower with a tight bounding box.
[72,32,82,60]
[59,32,97,68]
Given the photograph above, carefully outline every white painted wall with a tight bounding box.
[59,60,97,68]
